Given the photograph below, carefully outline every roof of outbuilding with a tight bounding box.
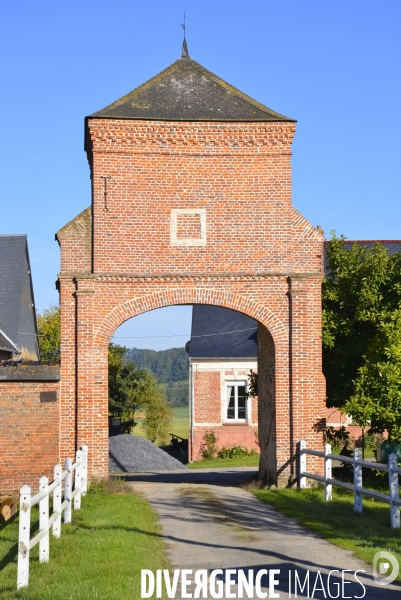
[0,328,19,353]
[342,240,401,254]
[188,305,257,359]
[88,49,294,123]
[0,235,37,352]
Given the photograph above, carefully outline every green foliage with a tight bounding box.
[126,347,189,406]
[108,342,172,443]
[247,369,258,398]
[36,305,60,362]
[217,444,258,459]
[325,425,352,452]
[200,429,218,459]
[345,310,401,442]
[141,392,173,444]
[323,234,401,441]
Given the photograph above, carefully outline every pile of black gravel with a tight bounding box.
[109,435,188,472]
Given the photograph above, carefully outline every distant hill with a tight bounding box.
[126,347,189,407]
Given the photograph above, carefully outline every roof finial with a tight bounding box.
[181,10,189,57]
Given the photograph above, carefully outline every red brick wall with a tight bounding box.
[193,372,221,424]
[192,426,259,461]
[56,117,326,486]
[0,381,60,493]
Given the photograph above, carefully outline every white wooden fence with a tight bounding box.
[299,440,401,528]
[17,445,88,589]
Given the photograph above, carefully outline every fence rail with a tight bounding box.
[299,440,400,528]
[17,446,88,589]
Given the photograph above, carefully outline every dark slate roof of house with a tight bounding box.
[342,240,401,253]
[188,305,257,359]
[0,235,38,354]
[88,45,294,123]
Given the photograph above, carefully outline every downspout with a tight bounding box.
[189,359,194,462]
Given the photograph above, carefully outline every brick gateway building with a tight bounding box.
[56,42,326,487]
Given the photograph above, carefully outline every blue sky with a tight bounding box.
[1,1,400,350]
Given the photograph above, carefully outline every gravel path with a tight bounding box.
[128,469,400,600]
[109,435,187,472]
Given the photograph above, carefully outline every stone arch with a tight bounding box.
[94,288,288,348]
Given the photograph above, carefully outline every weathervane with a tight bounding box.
[181,10,189,57]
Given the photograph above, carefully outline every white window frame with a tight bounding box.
[225,381,248,422]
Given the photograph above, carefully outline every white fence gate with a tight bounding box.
[299,440,401,528]
[17,445,88,588]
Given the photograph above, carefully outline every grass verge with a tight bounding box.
[187,455,259,469]
[252,485,401,584]
[0,479,170,599]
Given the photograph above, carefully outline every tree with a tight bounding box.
[344,310,401,442]
[108,342,172,443]
[323,234,401,442]
[36,305,60,362]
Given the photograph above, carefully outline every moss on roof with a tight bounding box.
[88,56,295,122]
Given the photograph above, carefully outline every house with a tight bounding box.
[187,305,258,459]
[0,235,40,364]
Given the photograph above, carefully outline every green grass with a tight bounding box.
[187,455,259,469]
[0,480,170,599]
[253,484,401,584]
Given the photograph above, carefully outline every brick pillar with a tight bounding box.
[59,277,77,463]
[75,280,97,476]
[289,275,326,483]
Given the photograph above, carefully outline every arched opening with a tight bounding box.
[85,293,284,484]
[105,303,277,481]
[59,281,325,490]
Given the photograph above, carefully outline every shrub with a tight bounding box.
[217,444,258,459]
[200,430,218,459]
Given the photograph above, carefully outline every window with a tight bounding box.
[226,382,247,421]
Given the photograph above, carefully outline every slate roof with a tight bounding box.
[188,305,257,359]
[88,45,294,123]
[0,328,19,353]
[0,235,39,357]
[342,240,401,254]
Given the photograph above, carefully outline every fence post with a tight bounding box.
[17,485,31,589]
[353,447,363,513]
[74,449,83,510]
[81,445,88,495]
[64,457,72,524]
[388,453,400,529]
[299,440,306,489]
[39,476,49,562]
[324,443,332,501]
[52,464,62,538]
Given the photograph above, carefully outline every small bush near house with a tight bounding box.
[200,429,219,459]
[217,444,258,459]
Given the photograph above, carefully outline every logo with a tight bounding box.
[373,551,399,586]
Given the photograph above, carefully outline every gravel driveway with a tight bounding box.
[126,468,400,600]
